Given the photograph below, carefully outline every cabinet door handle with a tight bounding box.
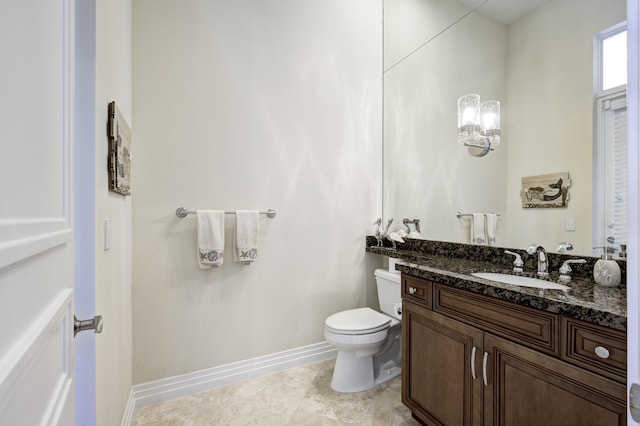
[482,351,489,386]
[408,286,417,294]
[595,346,610,359]
[471,346,477,379]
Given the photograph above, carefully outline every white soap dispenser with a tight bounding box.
[592,247,621,288]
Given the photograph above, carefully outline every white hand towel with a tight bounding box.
[471,213,486,245]
[197,210,225,268]
[234,210,259,264]
[486,214,497,246]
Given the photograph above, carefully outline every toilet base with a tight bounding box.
[330,350,375,393]
[329,326,401,393]
[374,360,401,387]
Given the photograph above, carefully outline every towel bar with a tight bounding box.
[456,211,501,219]
[176,207,277,219]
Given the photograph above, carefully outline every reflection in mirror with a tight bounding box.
[593,24,628,258]
[383,0,626,256]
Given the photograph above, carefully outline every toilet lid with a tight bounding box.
[325,307,391,335]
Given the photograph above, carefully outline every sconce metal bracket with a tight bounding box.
[464,139,494,157]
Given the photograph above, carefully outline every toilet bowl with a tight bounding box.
[324,268,402,392]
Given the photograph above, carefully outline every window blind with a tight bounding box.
[611,104,627,244]
[596,93,628,250]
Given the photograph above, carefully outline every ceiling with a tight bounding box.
[457,0,553,25]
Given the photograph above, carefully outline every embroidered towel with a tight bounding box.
[471,213,486,245]
[486,213,497,246]
[197,210,225,268]
[234,210,259,264]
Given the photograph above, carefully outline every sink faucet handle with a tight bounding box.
[504,250,524,273]
[555,241,574,252]
[559,259,587,282]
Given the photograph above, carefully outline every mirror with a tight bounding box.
[383,0,626,256]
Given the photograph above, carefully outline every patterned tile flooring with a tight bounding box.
[132,358,420,425]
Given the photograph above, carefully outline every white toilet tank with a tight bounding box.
[374,269,402,319]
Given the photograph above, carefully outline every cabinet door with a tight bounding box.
[402,301,484,425]
[484,333,627,426]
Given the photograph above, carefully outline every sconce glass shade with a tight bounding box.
[457,94,480,144]
[480,100,501,147]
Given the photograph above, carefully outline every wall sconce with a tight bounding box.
[457,94,501,157]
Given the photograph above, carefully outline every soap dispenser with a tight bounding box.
[592,247,621,288]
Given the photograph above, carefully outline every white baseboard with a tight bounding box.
[121,341,336,426]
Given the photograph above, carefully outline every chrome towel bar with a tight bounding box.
[176,207,277,219]
[456,211,501,219]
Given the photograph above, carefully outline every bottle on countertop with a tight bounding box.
[592,246,621,288]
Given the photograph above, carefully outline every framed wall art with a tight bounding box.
[107,101,132,196]
[520,172,571,208]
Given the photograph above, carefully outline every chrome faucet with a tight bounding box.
[527,244,549,277]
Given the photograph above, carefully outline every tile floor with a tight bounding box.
[132,358,420,425]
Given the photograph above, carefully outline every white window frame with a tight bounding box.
[593,22,628,255]
[594,21,627,93]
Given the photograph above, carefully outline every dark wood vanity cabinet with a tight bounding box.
[403,301,483,425]
[484,333,626,425]
[401,275,627,426]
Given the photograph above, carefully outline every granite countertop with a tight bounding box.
[367,245,627,332]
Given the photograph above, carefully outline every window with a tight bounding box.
[594,94,627,249]
[596,23,627,92]
[593,23,627,254]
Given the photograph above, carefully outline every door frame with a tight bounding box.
[74,0,97,423]
[627,0,639,423]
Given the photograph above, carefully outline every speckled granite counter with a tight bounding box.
[366,240,627,332]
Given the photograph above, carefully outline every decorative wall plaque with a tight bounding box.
[108,101,132,196]
[520,172,571,208]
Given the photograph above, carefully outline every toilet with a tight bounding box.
[324,269,402,392]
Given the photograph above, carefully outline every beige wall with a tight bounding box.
[95,0,133,424]
[131,0,382,384]
[504,0,626,253]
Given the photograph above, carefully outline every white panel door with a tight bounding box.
[0,0,77,424]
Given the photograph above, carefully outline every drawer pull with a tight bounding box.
[471,346,477,379]
[408,286,417,294]
[595,346,610,359]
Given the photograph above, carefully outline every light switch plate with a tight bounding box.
[565,218,576,231]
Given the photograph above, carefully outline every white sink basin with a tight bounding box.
[471,272,570,291]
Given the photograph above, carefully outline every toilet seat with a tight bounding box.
[325,307,391,335]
